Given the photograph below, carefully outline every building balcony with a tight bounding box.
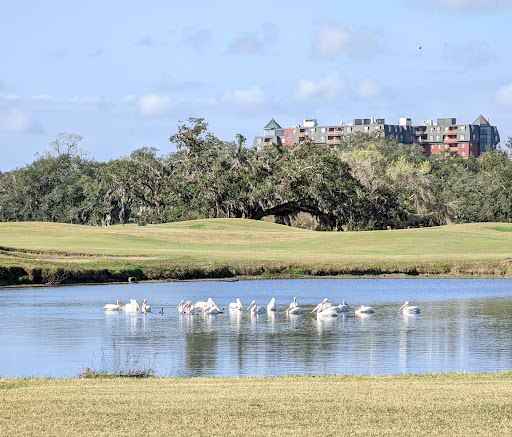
[443,137,458,143]
[327,139,342,145]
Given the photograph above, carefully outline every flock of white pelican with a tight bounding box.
[104,297,420,316]
[171,298,420,317]
[103,298,151,313]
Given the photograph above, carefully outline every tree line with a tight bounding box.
[1,118,511,230]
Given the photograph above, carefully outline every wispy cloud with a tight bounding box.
[182,29,212,50]
[496,83,512,106]
[32,94,53,101]
[292,71,345,101]
[220,86,267,107]
[429,0,510,11]
[227,36,264,55]
[355,79,383,99]
[139,36,153,47]
[0,107,42,133]
[227,22,277,55]
[88,48,104,57]
[442,40,494,67]
[69,96,105,104]
[313,22,381,60]
[154,77,203,92]
[137,94,176,117]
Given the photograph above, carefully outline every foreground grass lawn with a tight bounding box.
[1,373,511,436]
[1,219,512,283]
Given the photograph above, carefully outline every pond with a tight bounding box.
[1,278,511,378]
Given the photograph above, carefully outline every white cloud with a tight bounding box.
[292,71,345,101]
[220,86,267,106]
[496,83,512,106]
[313,22,381,60]
[0,108,40,133]
[355,79,383,99]
[313,24,351,59]
[443,40,494,67]
[69,96,105,104]
[32,94,53,100]
[137,94,175,117]
[430,0,510,10]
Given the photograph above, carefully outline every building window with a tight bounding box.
[437,144,441,149]
[436,135,440,141]
[460,134,465,140]
[257,138,262,144]
[436,127,441,132]
[320,136,325,142]
[364,126,369,132]
[473,134,476,140]
[429,135,434,141]
[431,145,435,150]
[286,134,291,140]
[346,127,352,133]
[444,144,449,149]
[461,151,466,157]
[430,127,435,132]
[495,135,498,141]
[321,128,326,133]
[460,126,466,131]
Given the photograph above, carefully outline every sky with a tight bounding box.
[1,0,512,172]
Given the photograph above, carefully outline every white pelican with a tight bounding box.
[202,302,220,314]
[336,301,350,312]
[399,301,420,314]
[229,298,243,311]
[267,297,276,312]
[247,301,265,314]
[123,299,140,313]
[192,298,216,312]
[354,305,374,314]
[312,299,338,317]
[141,299,151,313]
[285,297,303,314]
[176,300,186,312]
[103,300,124,311]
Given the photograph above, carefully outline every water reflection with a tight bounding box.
[0,279,511,377]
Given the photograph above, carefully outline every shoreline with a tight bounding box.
[1,270,511,288]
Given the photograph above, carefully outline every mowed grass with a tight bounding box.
[1,219,512,278]
[1,373,511,436]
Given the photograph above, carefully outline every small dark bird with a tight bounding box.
[419,46,422,50]
[159,307,164,314]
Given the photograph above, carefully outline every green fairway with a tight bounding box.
[1,373,511,436]
[1,219,512,284]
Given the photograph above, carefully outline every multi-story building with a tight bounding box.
[253,115,500,158]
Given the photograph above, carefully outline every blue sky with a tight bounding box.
[1,0,511,171]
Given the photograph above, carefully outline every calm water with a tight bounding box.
[1,278,511,378]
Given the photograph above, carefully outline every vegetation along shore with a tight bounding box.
[1,219,511,286]
[1,372,511,436]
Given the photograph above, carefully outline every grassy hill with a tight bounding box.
[1,219,511,284]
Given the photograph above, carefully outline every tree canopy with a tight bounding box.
[0,119,510,230]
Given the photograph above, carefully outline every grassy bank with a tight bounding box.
[1,373,511,436]
[1,219,512,285]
